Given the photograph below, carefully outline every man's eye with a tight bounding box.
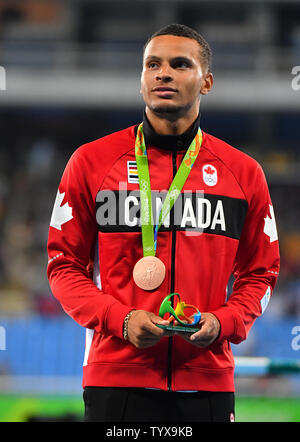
[148,62,159,69]
[173,61,190,69]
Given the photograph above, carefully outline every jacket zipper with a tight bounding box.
[167,150,178,391]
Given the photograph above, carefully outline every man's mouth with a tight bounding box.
[152,87,177,98]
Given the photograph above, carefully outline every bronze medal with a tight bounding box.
[133,256,166,290]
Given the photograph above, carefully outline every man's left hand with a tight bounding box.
[176,312,221,347]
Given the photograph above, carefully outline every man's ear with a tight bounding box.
[200,72,214,95]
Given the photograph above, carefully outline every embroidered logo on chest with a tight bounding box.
[202,164,218,187]
[127,160,139,184]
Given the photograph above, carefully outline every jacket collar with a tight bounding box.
[134,111,201,151]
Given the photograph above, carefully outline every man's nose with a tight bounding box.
[156,65,173,82]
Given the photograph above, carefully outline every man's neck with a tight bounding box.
[145,107,200,135]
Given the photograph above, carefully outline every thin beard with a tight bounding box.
[150,102,194,122]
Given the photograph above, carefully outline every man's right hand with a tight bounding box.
[127,310,174,349]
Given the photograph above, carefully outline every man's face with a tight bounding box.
[141,35,210,118]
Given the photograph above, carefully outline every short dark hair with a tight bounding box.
[143,23,212,72]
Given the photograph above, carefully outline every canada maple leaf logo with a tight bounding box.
[50,190,73,231]
[263,204,278,243]
[204,166,215,175]
[202,164,218,186]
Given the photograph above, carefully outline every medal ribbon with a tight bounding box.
[135,123,203,257]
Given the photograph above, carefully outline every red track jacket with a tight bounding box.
[47,125,280,392]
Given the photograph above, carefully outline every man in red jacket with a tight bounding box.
[47,24,280,422]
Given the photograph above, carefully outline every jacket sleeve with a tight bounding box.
[47,147,134,339]
[211,163,280,344]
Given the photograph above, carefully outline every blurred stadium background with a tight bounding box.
[0,0,299,422]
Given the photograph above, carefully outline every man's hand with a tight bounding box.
[127,310,174,349]
[176,312,221,347]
